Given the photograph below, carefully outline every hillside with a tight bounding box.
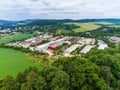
[1,18,120,25]
[0,20,16,25]
[28,19,120,25]
[67,22,101,32]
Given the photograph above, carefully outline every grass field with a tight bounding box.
[67,22,101,33]
[0,33,33,44]
[108,24,120,28]
[94,22,113,25]
[61,29,71,34]
[0,48,43,79]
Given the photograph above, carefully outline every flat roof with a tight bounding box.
[80,45,93,54]
[64,44,80,53]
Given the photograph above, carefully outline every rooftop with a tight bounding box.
[80,45,93,54]
[64,44,80,53]
[109,36,120,42]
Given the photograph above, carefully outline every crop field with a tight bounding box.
[0,33,33,44]
[0,48,43,79]
[67,22,101,33]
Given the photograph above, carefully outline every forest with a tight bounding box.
[0,46,120,90]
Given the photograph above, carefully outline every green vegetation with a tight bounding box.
[94,22,113,25]
[61,29,71,34]
[56,29,62,35]
[86,48,120,90]
[0,33,33,44]
[0,57,107,90]
[0,48,43,79]
[1,20,120,90]
[67,23,101,33]
[39,40,50,45]
[78,26,120,47]
[32,40,50,47]
[1,43,120,89]
[54,43,71,55]
[108,24,120,28]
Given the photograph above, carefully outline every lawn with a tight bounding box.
[0,48,43,80]
[67,22,101,33]
[0,33,33,44]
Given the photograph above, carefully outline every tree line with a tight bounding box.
[0,46,120,90]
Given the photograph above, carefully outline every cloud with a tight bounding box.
[0,0,120,20]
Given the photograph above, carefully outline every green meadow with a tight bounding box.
[0,48,43,80]
[0,33,33,44]
[66,22,101,33]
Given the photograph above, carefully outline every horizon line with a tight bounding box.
[0,18,120,21]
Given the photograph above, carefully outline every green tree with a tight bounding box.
[24,70,38,90]
[35,76,46,90]
[51,71,69,90]
[1,76,15,90]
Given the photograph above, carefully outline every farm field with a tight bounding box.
[94,22,113,25]
[108,24,120,28]
[67,22,101,33]
[0,33,33,44]
[0,48,43,79]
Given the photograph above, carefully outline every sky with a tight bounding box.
[0,0,120,20]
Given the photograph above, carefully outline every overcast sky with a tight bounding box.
[0,0,120,20]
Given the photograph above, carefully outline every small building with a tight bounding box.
[0,29,11,33]
[64,44,80,56]
[80,38,95,45]
[80,45,93,54]
[64,41,71,45]
[35,43,51,52]
[98,44,108,50]
[29,47,35,51]
[50,36,62,41]
[98,40,108,50]
[109,36,120,43]
[42,34,53,39]
[48,44,57,50]
[6,42,20,47]
[35,37,66,52]
[68,37,78,43]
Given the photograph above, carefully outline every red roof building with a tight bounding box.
[48,44,57,50]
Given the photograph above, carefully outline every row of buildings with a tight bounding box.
[63,39,109,57]
[63,38,96,56]
[5,33,110,57]
[35,37,66,52]
[6,34,53,49]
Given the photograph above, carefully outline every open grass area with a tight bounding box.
[108,24,120,28]
[0,33,33,44]
[94,22,113,25]
[67,22,101,33]
[0,48,43,80]
[61,29,71,34]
